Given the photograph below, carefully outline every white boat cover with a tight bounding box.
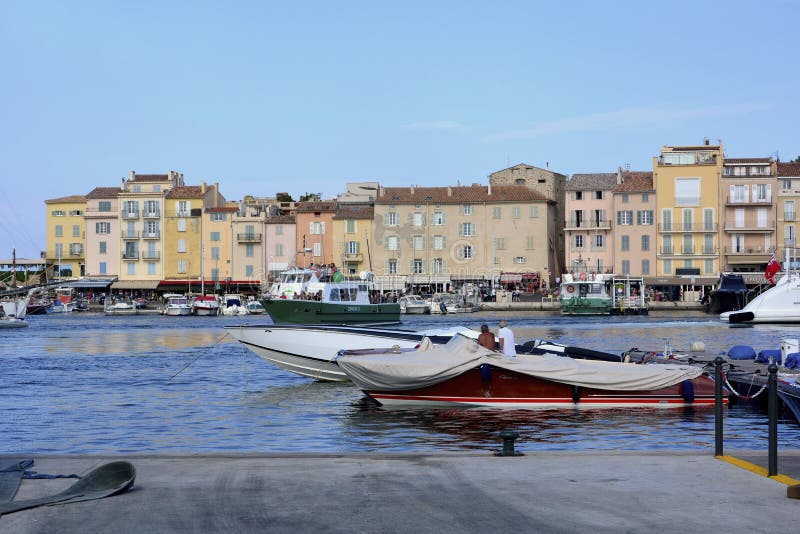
[337,335,703,392]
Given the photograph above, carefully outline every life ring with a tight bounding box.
[579,272,587,281]
[566,284,575,294]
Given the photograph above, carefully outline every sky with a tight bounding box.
[1,0,799,259]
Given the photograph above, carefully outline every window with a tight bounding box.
[124,201,138,216]
[148,262,156,275]
[245,226,256,241]
[785,201,795,221]
[460,223,475,236]
[663,259,672,275]
[412,213,424,227]
[347,241,359,254]
[99,241,107,254]
[575,191,583,200]
[621,260,630,274]
[99,262,107,274]
[637,210,653,225]
[641,259,650,275]
[153,185,160,193]
[526,236,534,250]
[662,209,673,231]
[144,200,159,217]
[755,183,770,202]
[176,201,189,216]
[621,194,629,203]
[245,244,254,257]
[178,239,187,253]
[51,210,65,217]
[574,235,584,248]
[386,212,399,226]
[144,220,159,237]
[683,234,693,254]
[617,211,633,225]
[512,207,521,219]
[210,212,226,221]
[675,178,700,206]
[432,258,444,273]
[275,243,283,256]
[211,247,219,260]
[388,259,398,274]
[127,263,135,275]
[313,243,322,257]
[432,235,445,250]
[413,259,423,274]
[529,206,538,218]
[513,256,527,264]
[178,260,187,274]
[210,232,220,241]
[621,235,630,251]
[731,184,748,203]
[69,243,82,255]
[703,234,714,254]
[595,234,604,248]
[462,204,473,215]
[346,219,356,233]
[642,193,649,203]
[495,237,505,250]
[432,212,445,225]
[99,201,111,212]
[178,218,186,232]
[55,243,63,257]
[595,191,603,200]
[461,245,473,259]
[310,221,325,235]
[246,265,254,277]
[783,179,792,190]
[641,235,650,251]
[55,225,63,237]
[663,235,673,254]
[133,185,141,192]
[386,236,399,251]
[705,259,714,275]
[211,268,219,281]
[275,224,283,235]
[413,235,424,250]
[492,207,502,219]
[96,222,110,234]
[732,234,744,253]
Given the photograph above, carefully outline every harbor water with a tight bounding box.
[2,312,800,454]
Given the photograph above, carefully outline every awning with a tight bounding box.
[450,275,486,281]
[111,280,161,290]
[63,277,117,288]
[500,274,523,283]
[374,275,405,291]
[643,276,717,286]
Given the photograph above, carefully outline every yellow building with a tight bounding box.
[653,142,723,277]
[332,204,374,275]
[776,162,800,264]
[44,195,87,279]
[202,205,236,290]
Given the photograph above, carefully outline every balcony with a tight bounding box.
[122,231,140,239]
[723,220,774,232]
[121,210,140,219]
[783,212,796,222]
[345,252,363,262]
[237,233,262,243]
[725,195,772,206]
[723,246,768,254]
[785,238,796,248]
[143,210,161,218]
[564,219,611,230]
[658,223,718,233]
[141,251,161,260]
[67,249,83,257]
[122,251,139,260]
[176,210,191,218]
[142,231,160,239]
[681,246,695,254]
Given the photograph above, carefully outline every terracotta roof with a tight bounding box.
[777,162,800,177]
[296,200,337,213]
[266,215,296,224]
[724,158,772,164]
[45,195,86,204]
[334,205,374,220]
[566,174,618,191]
[166,186,205,199]
[131,174,170,182]
[490,162,566,177]
[206,206,239,213]
[664,145,722,151]
[86,187,121,199]
[613,172,654,193]
[376,185,547,204]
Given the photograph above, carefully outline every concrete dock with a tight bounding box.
[2,450,798,533]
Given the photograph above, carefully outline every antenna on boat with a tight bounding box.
[366,236,373,272]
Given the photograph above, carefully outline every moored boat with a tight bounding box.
[221,294,248,316]
[192,295,220,316]
[398,295,430,314]
[706,273,747,314]
[560,272,613,315]
[163,294,192,316]
[721,269,799,323]
[245,299,266,314]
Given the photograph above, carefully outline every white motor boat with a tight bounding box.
[163,294,192,316]
[721,270,800,323]
[192,295,220,316]
[104,300,136,315]
[224,324,479,382]
[0,288,31,328]
[398,295,430,314]
[245,299,266,314]
[221,294,248,316]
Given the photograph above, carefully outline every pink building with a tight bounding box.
[564,174,616,274]
[265,215,296,278]
[611,171,656,276]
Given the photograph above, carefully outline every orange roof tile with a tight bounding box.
[376,185,547,204]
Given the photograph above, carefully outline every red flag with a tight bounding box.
[765,253,780,285]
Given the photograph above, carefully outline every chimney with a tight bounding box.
[447,186,452,197]
[488,183,492,195]
[201,181,207,194]
[410,185,415,195]
[128,171,135,181]
[703,137,710,146]
[616,166,623,185]
[379,186,384,197]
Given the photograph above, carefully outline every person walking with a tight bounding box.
[497,320,516,357]
[477,324,496,351]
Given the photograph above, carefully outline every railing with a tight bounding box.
[345,253,363,262]
[176,210,191,217]
[565,219,611,230]
[661,246,673,254]
[142,251,160,260]
[723,246,768,254]
[121,210,140,219]
[725,195,772,205]
[122,252,139,259]
[122,231,139,239]
[681,246,694,254]
[236,233,262,242]
[142,210,161,218]
[723,220,774,231]
[784,212,795,221]
[67,249,83,257]
[785,238,796,247]
[658,223,718,232]
[142,232,160,239]
[702,247,715,254]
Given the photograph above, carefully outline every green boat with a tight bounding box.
[262,269,400,324]
[560,273,613,315]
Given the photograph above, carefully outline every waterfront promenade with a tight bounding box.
[2,450,797,532]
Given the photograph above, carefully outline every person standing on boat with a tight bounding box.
[331,263,344,283]
[478,324,496,351]
[498,320,516,357]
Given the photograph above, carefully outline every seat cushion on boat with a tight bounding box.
[728,345,756,360]
[755,349,782,365]
[785,353,800,370]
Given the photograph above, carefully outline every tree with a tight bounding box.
[792,156,800,163]
[299,192,322,202]
[275,192,294,202]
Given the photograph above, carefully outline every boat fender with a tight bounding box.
[439,302,447,314]
[572,385,581,404]
[728,345,756,360]
[756,349,782,365]
[785,352,800,370]
[690,341,705,352]
[479,364,492,383]
[680,379,695,403]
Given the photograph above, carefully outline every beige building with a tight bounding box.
[776,162,800,264]
[84,187,121,277]
[44,195,87,279]
[231,203,267,284]
[653,142,723,277]
[265,215,297,278]
[564,174,616,274]
[201,206,237,290]
[720,158,775,272]
[611,170,656,277]
[332,204,374,275]
[373,184,554,290]
[295,201,337,267]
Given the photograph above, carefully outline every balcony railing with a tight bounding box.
[565,219,611,230]
[122,231,139,239]
[345,252,363,262]
[176,210,191,217]
[725,195,772,205]
[142,251,160,260]
[122,252,139,259]
[142,231,160,239]
[143,210,161,218]
[660,246,673,254]
[786,238,796,248]
[121,210,140,219]
[68,249,83,257]
[784,212,796,221]
[658,223,718,232]
[702,247,715,254]
[723,220,774,231]
[681,246,694,254]
[723,246,768,254]
[237,233,262,242]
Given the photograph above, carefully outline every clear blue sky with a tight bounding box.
[2,0,798,259]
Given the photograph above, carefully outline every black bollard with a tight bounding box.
[714,356,724,457]
[768,363,778,477]
[496,430,524,457]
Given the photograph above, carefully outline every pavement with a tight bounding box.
[1,450,798,533]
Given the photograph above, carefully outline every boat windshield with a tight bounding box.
[170,298,188,305]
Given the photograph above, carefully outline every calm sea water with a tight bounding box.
[2,311,799,454]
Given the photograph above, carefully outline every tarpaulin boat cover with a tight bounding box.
[337,335,703,392]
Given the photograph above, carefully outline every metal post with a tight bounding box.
[768,363,779,477]
[714,356,724,457]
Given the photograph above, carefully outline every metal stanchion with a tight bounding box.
[714,356,724,457]
[768,363,778,477]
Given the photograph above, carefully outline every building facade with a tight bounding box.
[45,195,87,278]
[332,204,374,275]
[564,174,616,274]
[776,162,800,264]
[265,215,297,277]
[294,201,337,267]
[84,187,120,278]
[611,170,656,277]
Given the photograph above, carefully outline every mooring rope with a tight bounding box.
[722,371,769,400]
[167,331,231,382]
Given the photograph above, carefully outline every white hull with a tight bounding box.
[402,306,429,314]
[721,273,800,323]
[193,307,220,316]
[165,307,192,316]
[222,306,248,316]
[0,318,28,329]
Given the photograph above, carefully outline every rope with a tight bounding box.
[722,371,769,400]
[167,331,231,382]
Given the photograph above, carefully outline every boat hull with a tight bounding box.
[261,299,400,324]
[165,307,192,316]
[193,307,219,316]
[363,366,720,409]
[561,297,612,315]
[403,306,429,314]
